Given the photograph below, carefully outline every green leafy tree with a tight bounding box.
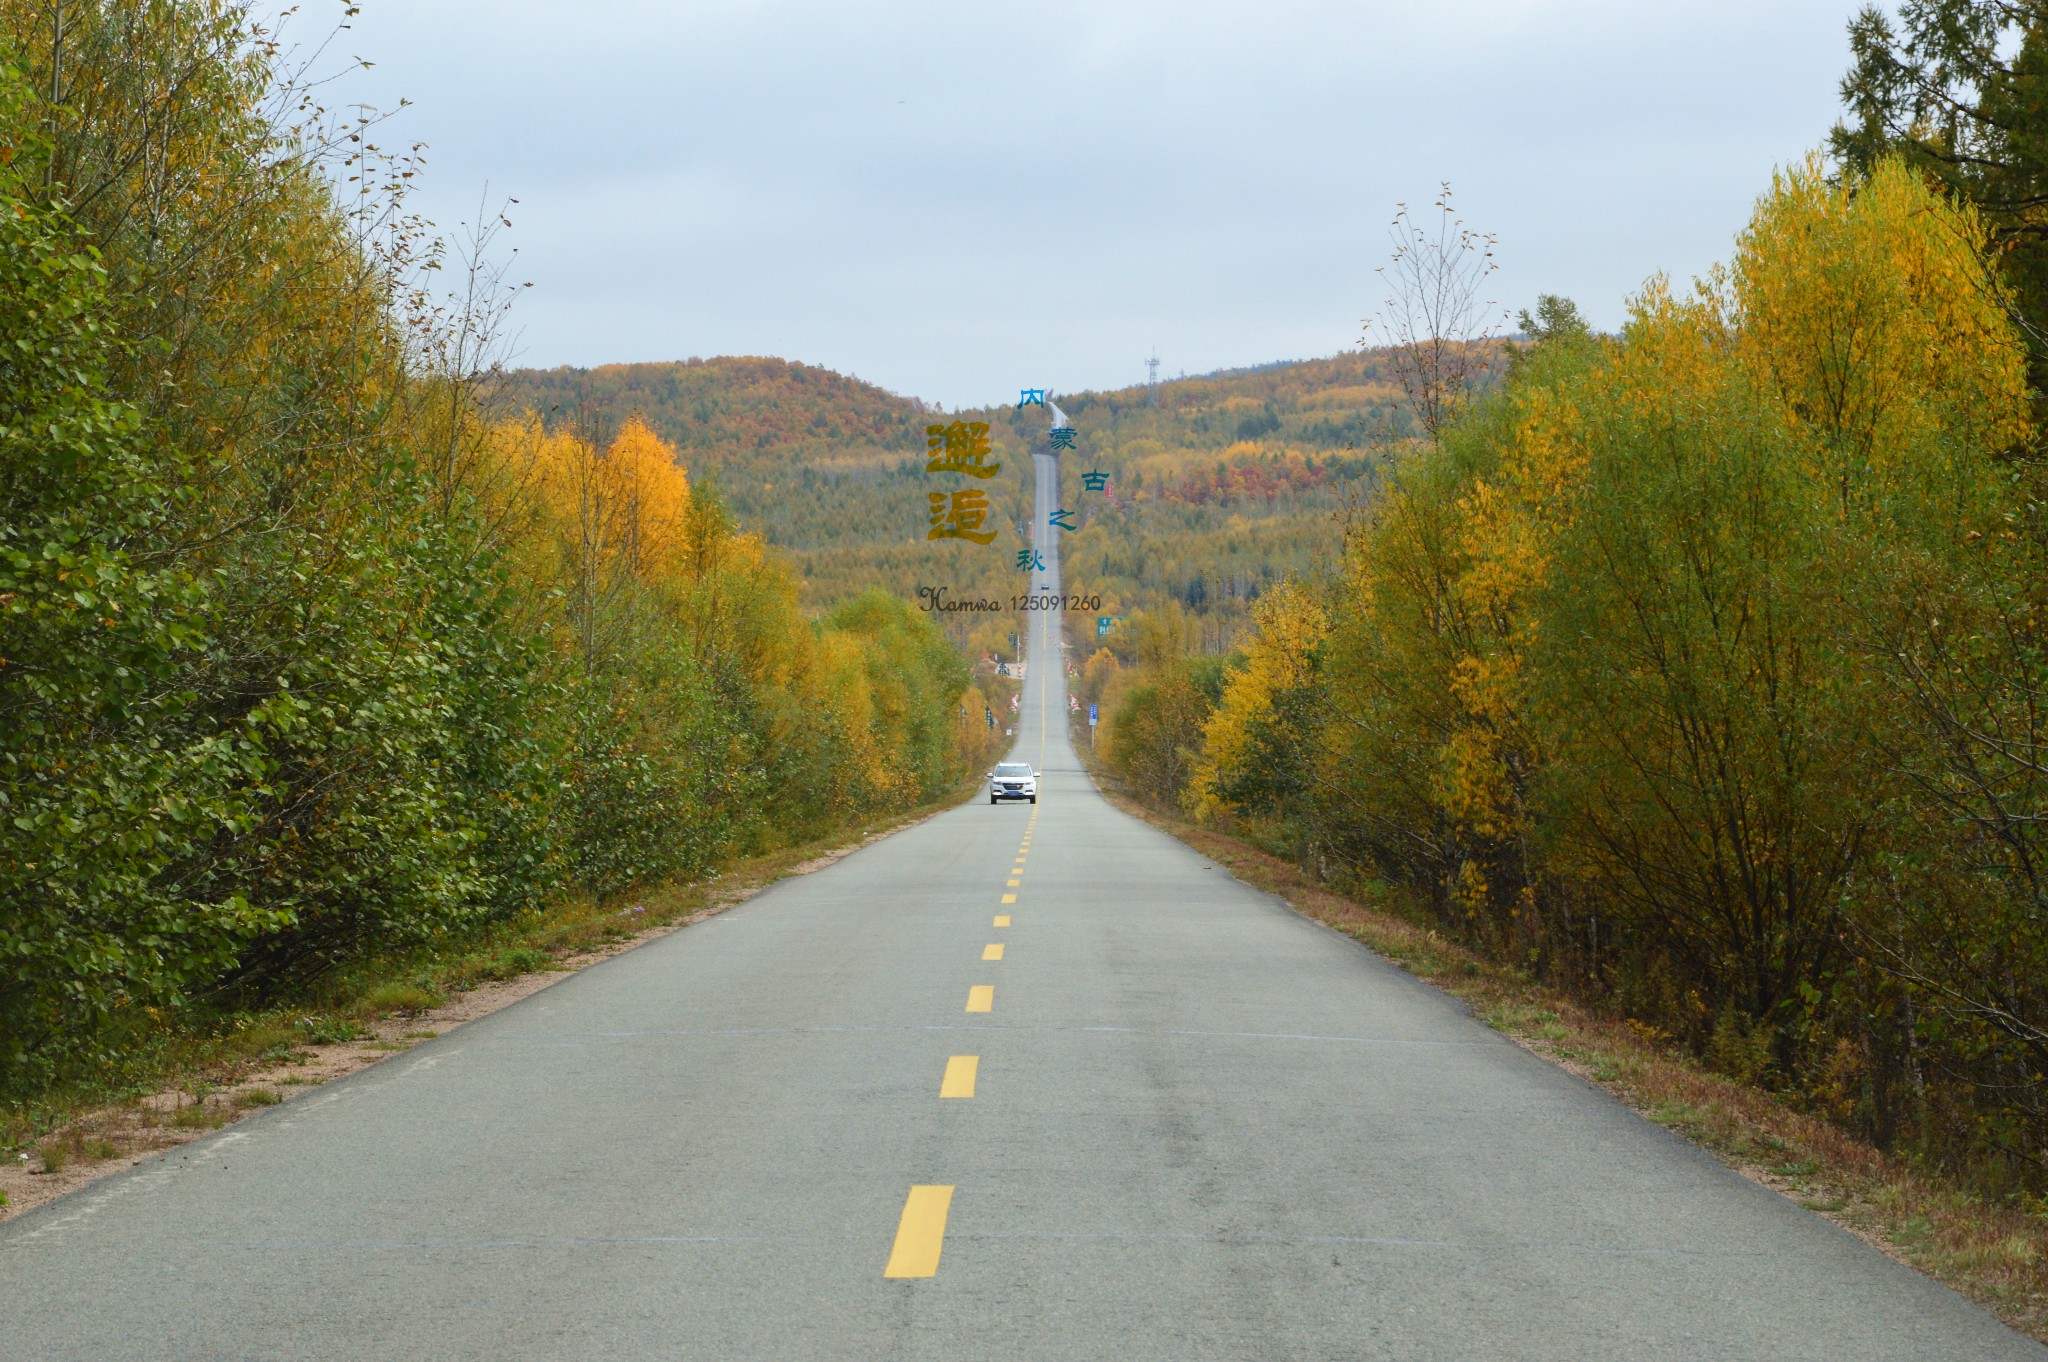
[0,92,274,1079]
[1833,1,2048,390]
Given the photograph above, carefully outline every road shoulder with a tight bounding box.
[1078,757,2048,1345]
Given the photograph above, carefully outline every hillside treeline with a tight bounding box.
[0,5,997,1096]
[498,358,952,556]
[501,353,1431,666]
[1016,356,1424,651]
[1098,160,2048,1196]
[498,360,1039,665]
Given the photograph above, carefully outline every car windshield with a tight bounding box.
[995,764,1032,777]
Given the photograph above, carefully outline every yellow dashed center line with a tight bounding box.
[890,531,1073,1283]
[940,1055,978,1098]
[883,1185,954,1278]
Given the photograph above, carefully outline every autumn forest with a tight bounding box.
[5,0,2048,1255]
[0,3,1006,1106]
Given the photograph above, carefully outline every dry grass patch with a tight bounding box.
[33,1130,118,1175]
[166,1099,229,1131]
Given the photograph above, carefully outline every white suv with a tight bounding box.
[989,762,1038,804]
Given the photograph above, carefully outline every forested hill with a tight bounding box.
[501,357,929,470]
[1039,350,1419,461]
[496,350,1427,649]
[496,352,1421,546]
[497,358,938,558]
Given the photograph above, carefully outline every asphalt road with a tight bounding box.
[1,453,2040,1360]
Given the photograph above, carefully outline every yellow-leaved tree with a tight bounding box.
[478,413,985,894]
[1192,581,1328,832]
[1211,156,2048,1186]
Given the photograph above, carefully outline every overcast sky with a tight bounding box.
[317,0,1870,409]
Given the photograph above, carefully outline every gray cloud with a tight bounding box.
[320,0,1867,407]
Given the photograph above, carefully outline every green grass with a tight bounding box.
[447,945,556,988]
[357,981,445,1017]
[295,1017,363,1046]
[235,1089,281,1108]
[168,1103,226,1131]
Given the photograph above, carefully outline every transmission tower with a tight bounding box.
[1146,351,1161,406]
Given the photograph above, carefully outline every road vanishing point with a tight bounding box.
[1,450,2041,1361]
